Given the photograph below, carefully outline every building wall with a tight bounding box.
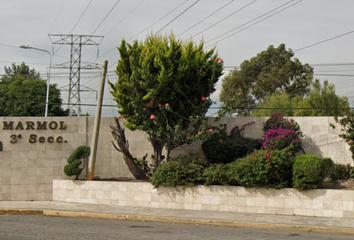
[0,116,351,201]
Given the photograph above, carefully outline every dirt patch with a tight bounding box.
[320,178,354,190]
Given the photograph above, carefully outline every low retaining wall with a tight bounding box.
[53,180,354,219]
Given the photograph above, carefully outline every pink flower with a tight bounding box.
[158,104,161,107]
[201,96,206,101]
[198,131,201,135]
[165,103,169,107]
[150,115,155,120]
[219,58,223,62]
[219,139,223,143]
[209,129,213,132]
[349,140,353,143]
[143,108,146,111]
[187,136,191,140]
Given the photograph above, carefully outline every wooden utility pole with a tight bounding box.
[87,60,108,180]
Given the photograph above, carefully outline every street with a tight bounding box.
[0,215,352,240]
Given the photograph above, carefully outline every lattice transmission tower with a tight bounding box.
[49,34,104,116]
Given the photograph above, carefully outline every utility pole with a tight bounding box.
[87,60,108,180]
[49,34,103,116]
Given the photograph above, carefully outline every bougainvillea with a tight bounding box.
[262,113,303,155]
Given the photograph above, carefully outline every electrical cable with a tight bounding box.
[91,0,122,35]
[176,0,235,37]
[154,0,201,36]
[48,0,67,33]
[205,0,303,47]
[70,0,93,34]
[204,0,297,44]
[127,0,189,42]
[105,0,146,37]
[294,29,354,52]
[192,0,258,38]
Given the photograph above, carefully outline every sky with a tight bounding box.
[0,0,354,116]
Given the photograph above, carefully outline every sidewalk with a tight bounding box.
[1,201,354,234]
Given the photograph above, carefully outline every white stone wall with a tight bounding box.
[53,180,354,219]
[0,116,352,201]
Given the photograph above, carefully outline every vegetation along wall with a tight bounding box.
[0,116,351,201]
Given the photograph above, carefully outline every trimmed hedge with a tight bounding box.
[232,149,294,189]
[292,155,325,190]
[150,153,207,187]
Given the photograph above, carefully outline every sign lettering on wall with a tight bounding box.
[3,121,68,144]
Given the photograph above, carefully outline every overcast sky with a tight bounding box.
[1,0,354,116]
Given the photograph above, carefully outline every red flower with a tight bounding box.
[158,104,161,107]
[219,139,223,143]
[219,58,223,62]
[143,108,146,111]
[209,129,213,132]
[165,103,169,107]
[201,96,206,101]
[265,154,269,159]
[198,131,201,135]
[187,136,191,140]
[150,115,155,120]
[215,58,219,62]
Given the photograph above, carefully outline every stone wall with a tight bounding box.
[0,116,352,201]
[53,180,354,219]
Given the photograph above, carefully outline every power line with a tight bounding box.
[91,0,122,35]
[128,0,189,42]
[48,0,67,33]
[204,0,297,44]
[176,0,235,37]
[105,0,146,37]
[205,0,303,47]
[192,0,258,38]
[155,0,201,36]
[70,0,93,34]
[294,29,354,52]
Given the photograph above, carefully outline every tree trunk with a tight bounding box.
[111,119,148,181]
[151,140,165,170]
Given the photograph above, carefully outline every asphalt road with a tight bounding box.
[0,215,352,240]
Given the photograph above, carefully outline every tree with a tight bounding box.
[250,93,302,116]
[0,62,68,116]
[110,34,223,171]
[220,44,313,116]
[294,80,349,116]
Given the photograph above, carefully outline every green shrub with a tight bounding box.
[202,123,261,164]
[203,164,230,186]
[64,146,90,179]
[330,163,352,181]
[233,149,294,189]
[150,153,207,187]
[321,157,334,177]
[292,155,325,190]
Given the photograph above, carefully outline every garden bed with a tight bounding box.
[53,180,354,219]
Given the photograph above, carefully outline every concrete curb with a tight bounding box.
[2,209,354,234]
[41,210,354,234]
[0,209,43,215]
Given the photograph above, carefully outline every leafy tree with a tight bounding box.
[250,93,302,116]
[294,80,349,116]
[0,62,68,116]
[110,34,223,171]
[220,44,313,116]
